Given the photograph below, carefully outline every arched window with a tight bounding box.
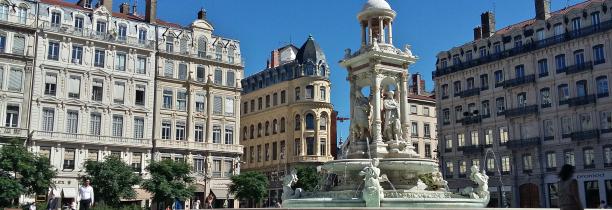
[272,119,278,134]
[295,115,301,131]
[305,64,315,75]
[265,121,270,136]
[306,113,315,130]
[280,118,286,133]
[320,113,328,130]
[242,127,247,140]
[597,76,609,97]
[320,65,327,77]
[215,44,223,61]
[228,46,235,63]
[198,36,207,57]
[320,87,326,100]
[295,87,301,100]
[305,85,314,99]
[249,125,254,139]
[257,123,262,137]
[180,36,189,54]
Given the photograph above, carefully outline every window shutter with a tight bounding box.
[225,97,234,116]
[12,36,25,55]
[214,96,222,114]
[114,82,125,101]
[9,68,22,91]
[165,61,174,77]
[196,93,205,103]
[93,79,103,87]
[68,76,80,95]
[46,74,57,84]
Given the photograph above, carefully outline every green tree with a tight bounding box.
[417,173,437,191]
[142,159,194,208]
[0,139,56,207]
[294,166,319,192]
[84,155,142,207]
[228,172,268,208]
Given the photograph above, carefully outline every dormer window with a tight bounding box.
[479,47,487,57]
[51,11,61,27]
[215,44,223,61]
[592,12,601,29]
[571,17,581,36]
[536,28,545,40]
[465,50,472,61]
[83,0,92,8]
[493,42,501,54]
[166,36,174,52]
[452,55,460,65]
[17,7,27,24]
[513,36,522,48]
[118,24,127,41]
[138,29,147,44]
[228,47,235,64]
[96,21,107,35]
[441,58,448,68]
[74,16,84,31]
[0,4,8,21]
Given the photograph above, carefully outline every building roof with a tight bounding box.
[362,0,392,12]
[296,35,327,64]
[408,94,436,103]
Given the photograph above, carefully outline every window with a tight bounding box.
[196,93,205,112]
[523,154,533,172]
[459,161,467,176]
[265,121,270,136]
[514,35,523,48]
[546,152,557,170]
[266,95,270,108]
[572,17,581,36]
[294,138,301,155]
[597,76,609,97]
[584,148,595,168]
[66,110,78,134]
[494,70,504,86]
[0,35,5,53]
[561,117,572,135]
[257,145,262,162]
[558,84,569,104]
[444,135,452,150]
[604,146,612,167]
[320,114,327,130]
[67,76,80,98]
[574,50,585,66]
[305,85,314,99]
[96,21,107,34]
[445,162,454,178]
[306,137,315,155]
[540,88,551,108]
[515,65,525,78]
[295,87,301,100]
[452,54,460,65]
[576,80,587,97]
[495,97,505,114]
[212,125,221,143]
[485,129,493,145]
[135,85,145,106]
[280,118,286,133]
[499,127,508,144]
[213,96,222,115]
[112,115,123,137]
[320,139,327,155]
[175,122,185,141]
[411,122,418,136]
[63,149,75,170]
[594,44,605,64]
[136,28,147,43]
[195,124,204,142]
[196,66,205,82]
[486,157,495,172]
[214,69,222,85]
[163,89,172,109]
[501,156,511,174]
[227,71,235,87]
[197,37,207,57]
[161,120,171,140]
[164,61,174,77]
[94,49,105,67]
[86,149,97,162]
[12,35,25,55]
[536,28,545,40]
[470,130,479,145]
[441,84,448,97]
[305,114,315,130]
[213,160,221,177]
[538,59,548,77]
[42,108,55,132]
[544,119,554,138]
[465,50,473,61]
[517,92,527,107]
[481,100,490,116]
[257,97,262,110]
[272,119,278,134]
[44,73,57,96]
[454,106,462,122]
[457,133,465,147]
[424,124,431,137]
[453,81,461,94]
[592,11,601,28]
[178,63,187,80]
[423,107,430,116]
[74,16,84,30]
[89,113,101,135]
[281,90,286,103]
[5,105,18,127]
[265,143,270,161]
[48,42,59,60]
[564,150,575,166]
[72,45,83,64]
[480,74,489,89]
[442,109,450,124]
[295,115,301,130]
[555,54,566,72]
[250,100,255,112]
[493,42,501,53]
[215,44,223,60]
[50,11,61,26]
[176,90,187,111]
[601,111,612,131]
[115,53,126,71]
[580,113,592,131]
[134,117,144,139]
[472,159,480,169]
[320,87,326,100]
[131,153,142,172]
[410,105,417,114]
[113,82,125,104]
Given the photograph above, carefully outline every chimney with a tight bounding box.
[473,26,482,40]
[270,50,280,68]
[481,11,495,38]
[120,3,130,15]
[535,0,551,20]
[132,0,138,15]
[411,73,424,95]
[101,0,112,12]
[266,60,271,69]
[145,0,157,23]
[197,8,207,20]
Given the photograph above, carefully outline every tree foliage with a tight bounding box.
[84,155,142,207]
[228,172,268,206]
[294,166,319,192]
[417,173,437,191]
[142,159,194,205]
[0,140,56,207]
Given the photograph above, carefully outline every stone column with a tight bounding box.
[379,17,385,43]
[349,76,356,140]
[399,72,410,140]
[315,116,320,156]
[361,23,367,47]
[371,70,387,157]
[206,87,214,143]
[388,19,393,45]
[186,87,195,141]
[368,19,373,45]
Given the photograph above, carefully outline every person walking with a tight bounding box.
[194,199,201,210]
[78,179,94,210]
[558,164,583,210]
[46,190,58,210]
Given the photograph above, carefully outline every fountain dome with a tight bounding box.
[361,0,392,12]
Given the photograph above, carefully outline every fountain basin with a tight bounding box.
[284,196,489,208]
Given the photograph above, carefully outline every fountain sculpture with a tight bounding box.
[281,0,490,208]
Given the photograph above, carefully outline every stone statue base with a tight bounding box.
[386,140,418,158]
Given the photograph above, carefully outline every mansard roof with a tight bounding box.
[296,35,326,65]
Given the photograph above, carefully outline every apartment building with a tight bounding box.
[407,73,437,160]
[434,0,612,208]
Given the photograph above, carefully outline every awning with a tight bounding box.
[121,189,152,201]
[194,184,206,192]
[210,188,233,199]
[62,188,77,198]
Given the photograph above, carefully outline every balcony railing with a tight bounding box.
[503,74,536,88]
[35,131,151,146]
[0,126,29,138]
[158,47,244,67]
[462,115,482,125]
[560,61,594,75]
[156,140,243,154]
[598,92,610,98]
[0,13,36,28]
[568,94,597,107]
[433,19,612,78]
[292,156,333,162]
[503,105,538,118]
[459,88,480,98]
[40,21,155,49]
[458,145,484,155]
[504,137,541,149]
[570,129,600,142]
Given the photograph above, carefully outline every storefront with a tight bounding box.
[544,171,612,208]
[487,186,513,207]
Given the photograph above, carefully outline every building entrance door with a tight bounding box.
[519,183,540,208]
[584,180,600,208]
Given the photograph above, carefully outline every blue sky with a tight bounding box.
[110,0,580,142]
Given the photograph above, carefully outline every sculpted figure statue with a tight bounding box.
[281,169,302,201]
[470,165,490,199]
[359,158,385,207]
[352,90,371,141]
[431,170,449,191]
[205,155,213,178]
[383,91,402,141]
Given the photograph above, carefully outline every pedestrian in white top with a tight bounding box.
[78,179,94,210]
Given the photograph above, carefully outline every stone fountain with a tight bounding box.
[281,0,490,208]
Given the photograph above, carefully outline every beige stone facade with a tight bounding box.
[434,0,612,208]
[407,93,437,160]
[240,37,334,204]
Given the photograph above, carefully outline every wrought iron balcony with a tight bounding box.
[462,115,482,125]
[570,129,600,142]
[568,95,597,107]
[40,21,155,50]
[35,131,151,147]
[156,139,243,154]
[562,61,593,75]
[503,105,538,118]
[433,19,612,78]
[458,145,485,155]
[503,74,536,88]
[0,13,36,29]
[459,88,480,98]
[504,137,541,149]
